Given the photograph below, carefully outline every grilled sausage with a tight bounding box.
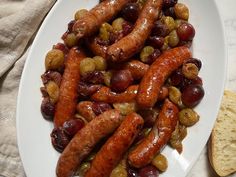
[86,37,107,59]
[128,99,179,168]
[56,110,122,177]
[91,85,139,103]
[76,101,96,122]
[137,46,191,108]
[73,0,132,39]
[91,84,168,103]
[54,47,85,127]
[107,0,163,62]
[123,60,149,80]
[85,112,144,177]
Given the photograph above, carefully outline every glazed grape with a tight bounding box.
[177,22,195,41]
[163,0,178,8]
[67,20,75,32]
[138,108,159,128]
[110,69,133,92]
[63,118,85,137]
[81,71,104,84]
[169,69,184,86]
[41,97,55,121]
[163,7,176,18]
[147,36,164,49]
[152,21,169,37]
[138,165,159,177]
[92,102,112,115]
[181,84,205,108]
[127,167,139,177]
[51,127,70,152]
[121,3,140,23]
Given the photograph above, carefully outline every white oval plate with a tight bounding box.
[16,0,227,177]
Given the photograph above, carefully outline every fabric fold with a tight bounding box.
[0,0,56,176]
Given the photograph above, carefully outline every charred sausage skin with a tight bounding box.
[85,112,144,177]
[128,99,179,168]
[56,110,122,177]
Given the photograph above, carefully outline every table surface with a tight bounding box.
[216,0,236,91]
[188,0,236,176]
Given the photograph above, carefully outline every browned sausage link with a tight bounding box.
[85,112,144,177]
[107,0,163,62]
[54,47,86,127]
[76,101,96,122]
[128,99,179,168]
[91,85,139,103]
[86,37,107,58]
[73,0,132,39]
[56,110,122,177]
[123,60,149,80]
[91,84,167,103]
[158,86,169,101]
[137,46,191,108]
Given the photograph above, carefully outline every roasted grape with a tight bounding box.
[110,69,133,92]
[92,102,112,115]
[152,21,169,37]
[121,3,140,23]
[63,118,85,137]
[177,22,195,41]
[138,165,159,177]
[50,127,70,152]
[41,97,55,121]
[147,36,164,49]
[181,84,205,108]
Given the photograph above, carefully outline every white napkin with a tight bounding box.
[0,0,56,176]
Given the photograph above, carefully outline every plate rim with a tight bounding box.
[16,0,228,176]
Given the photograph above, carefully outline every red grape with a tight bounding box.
[127,167,139,177]
[181,84,205,108]
[163,7,176,18]
[147,36,164,49]
[138,108,159,128]
[63,118,85,137]
[53,43,69,54]
[163,0,178,8]
[67,20,75,32]
[169,69,184,86]
[41,97,55,121]
[152,21,169,37]
[92,102,112,115]
[121,3,140,23]
[50,127,70,152]
[138,165,159,177]
[110,69,133,92]
[81,71,104,84]
[177,22,195,41]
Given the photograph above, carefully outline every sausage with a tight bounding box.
[56,109,123,177]
[128,99,179,168]
[85,112,144,177]
[86,37,107,59]
[76,101,96,122]
[73,0,132,39]
[137,46,191,108]
[91,84,168,103]
[123,60,149,80]
[91,85,139,103]
[158,86,169,100]
[107,0,163,62]
[54,47,86,127]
